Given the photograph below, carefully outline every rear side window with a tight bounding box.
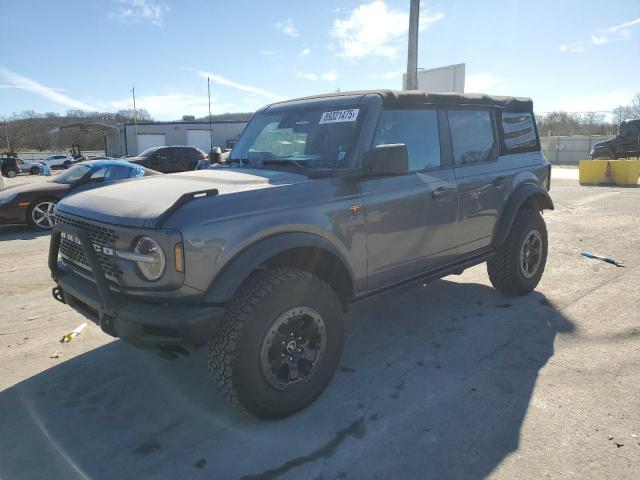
[448,110,495,165]
[502,112,537,150]
[373,109,441,171]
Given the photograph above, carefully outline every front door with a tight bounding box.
[360,109,458,290]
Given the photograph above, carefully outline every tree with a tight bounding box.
[115,108,152,123]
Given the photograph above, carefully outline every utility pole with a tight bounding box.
[405,0,420,90]
[208,77,213,153]
[4,121,9,153]
[132,86,138,137]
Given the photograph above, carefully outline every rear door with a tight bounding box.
[360,108,458,290]
[448,109,510,255]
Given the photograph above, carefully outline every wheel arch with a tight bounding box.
[204,232,355,307]
[493,183,554,247]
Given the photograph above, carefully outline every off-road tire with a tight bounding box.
[208,268,344,419]
[487,208,548,296]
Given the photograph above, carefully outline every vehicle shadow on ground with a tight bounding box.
[0,224,49,241]
[0,279,573,480]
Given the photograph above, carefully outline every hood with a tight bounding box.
[0,180,68,197]
[591,138,614,150]
[57,168,309,228]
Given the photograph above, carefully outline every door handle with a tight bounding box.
[492,176,508,187]
[431,186,447,199]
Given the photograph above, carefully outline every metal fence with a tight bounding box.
[540,135,613,164]
[13,150,105,162]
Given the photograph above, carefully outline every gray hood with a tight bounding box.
[57,168,308,228]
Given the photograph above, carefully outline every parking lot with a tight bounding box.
[0,167,638,479]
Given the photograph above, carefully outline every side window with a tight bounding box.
[90,167,108,180]
[448,110,496,165]
[104,165,131,181]
[373,109,441,171]
[156,148,171,161]
[502,112,537,150]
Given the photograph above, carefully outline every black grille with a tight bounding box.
[55,212,123,281]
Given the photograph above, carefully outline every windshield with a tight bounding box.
[139,147,160,158]
[230,106,362,170]
[54,164,90,184]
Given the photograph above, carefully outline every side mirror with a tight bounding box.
[361,144,409,176]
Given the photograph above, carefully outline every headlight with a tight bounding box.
[0,193,18,206]
[132,236,166,281]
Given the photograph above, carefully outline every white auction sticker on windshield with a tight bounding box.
[319,109,360,124]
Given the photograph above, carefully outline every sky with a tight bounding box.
[1,0,639,120]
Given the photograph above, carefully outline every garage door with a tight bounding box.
[187,130,211,152]
[137,134,166,154]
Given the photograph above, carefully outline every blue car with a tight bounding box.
[0,160,160,230]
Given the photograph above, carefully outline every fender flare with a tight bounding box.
[493,183,554,247]
[204,232,355,304]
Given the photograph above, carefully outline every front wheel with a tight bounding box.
[6,169,17,178]
[487,209,548,296]
[209,268,344,419]
[30,167,40,175]
[28,198,57,230]
[63,160,72,169]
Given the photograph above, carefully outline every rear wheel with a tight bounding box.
[487,209,548,296]
[208,268,344,419]
[28,198,57,230]
[6,169,17,178]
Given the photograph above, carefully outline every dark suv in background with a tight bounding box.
[591,118,640,159]
[129,145,206,173]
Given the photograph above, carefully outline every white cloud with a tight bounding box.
[105,92,232,120]
[591,17,640,44]
[195,70,286,101]
[559,42,584,53]
[297,73,318,81]
[330,1,444,59]
[110,0,170,27]
[0,65,98,111]
[299,48,311,57]
[322,70,338,81]
[275,17,299,37]
[465,73,510,94]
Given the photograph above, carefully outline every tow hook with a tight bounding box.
[52,286,66,304]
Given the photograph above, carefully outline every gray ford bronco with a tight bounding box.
[49,90,553,419]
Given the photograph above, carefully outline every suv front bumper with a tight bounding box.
[49,225,225,350]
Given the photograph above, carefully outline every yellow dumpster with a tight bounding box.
[579,160,640,186]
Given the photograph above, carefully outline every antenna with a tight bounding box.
[132,86,138,137]
[208,77,214,153]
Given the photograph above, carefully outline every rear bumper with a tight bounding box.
[49,225,225,350]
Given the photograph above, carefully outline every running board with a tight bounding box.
[353,250,495,302]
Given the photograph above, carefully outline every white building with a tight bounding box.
[105,120,248,157]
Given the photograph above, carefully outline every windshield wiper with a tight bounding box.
[227,158,249,166]
[263,159,305,169]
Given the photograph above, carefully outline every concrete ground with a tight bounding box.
[0,167,638,479]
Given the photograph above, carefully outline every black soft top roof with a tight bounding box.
[273,89,533,112]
